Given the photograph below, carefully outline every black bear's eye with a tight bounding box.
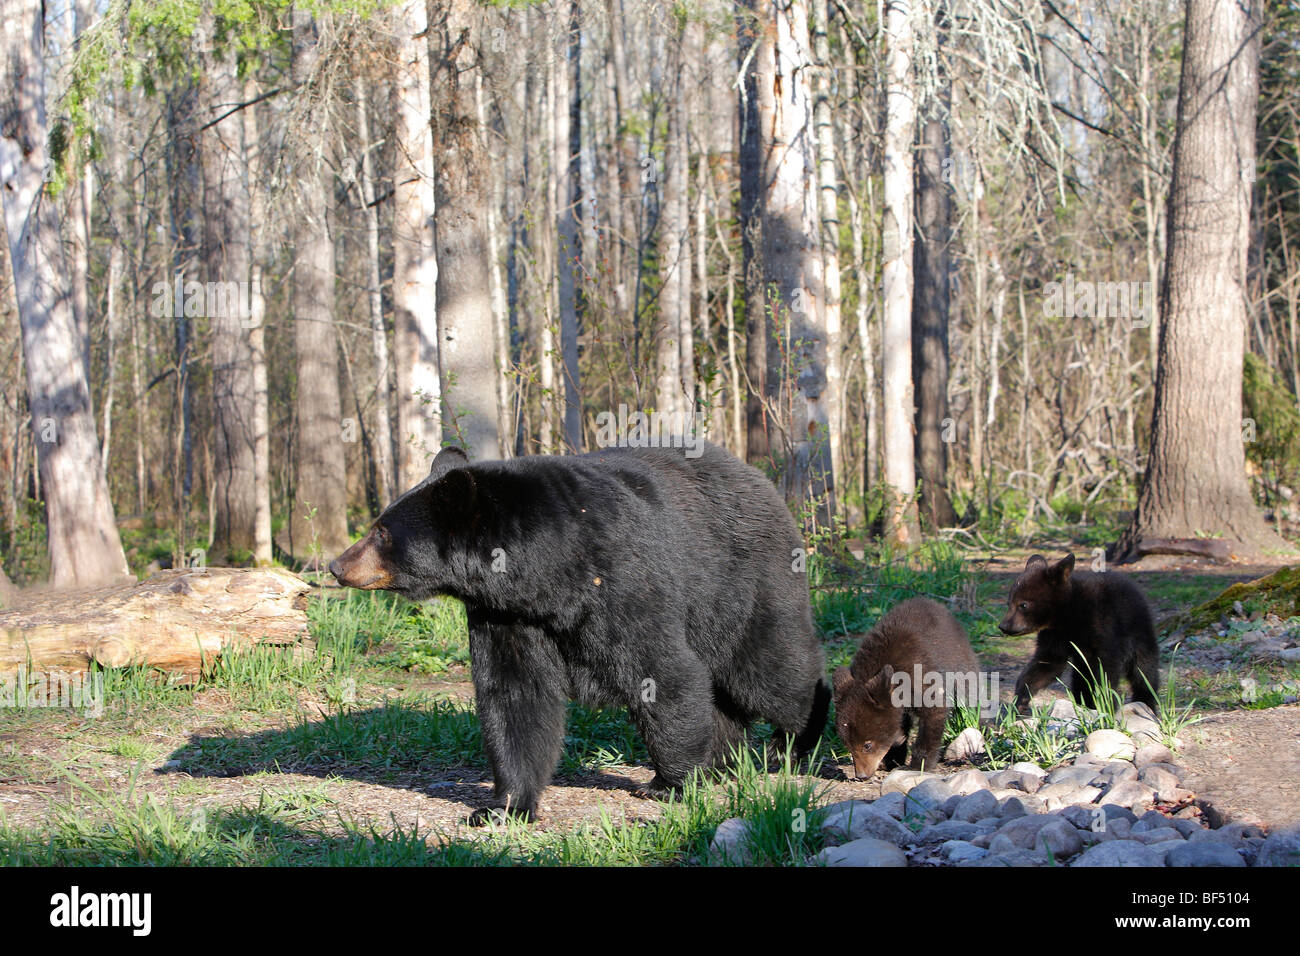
[1019,602,1029,611]
[862,742,873,752]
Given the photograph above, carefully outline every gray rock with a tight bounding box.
[871,792,908,819]
[1101,804,1139,824]
[941,840,988,863]
[1071,753,1109,769]
[1098,762,1139,784]
[880,770,934,795]
[1098,780,1156,811]
[1138,766,1180,792]
[1084,729,1136,761]
[959,848,1051,867]
[946,768,990,795]
[1156,787,1196,805]
[1166,842,1246,867]
[915,820,981,845]
[1060,804,1108,832]
[709,817,752,863]
[1187,827,1244,846]
[989,815,1058,852]
[1010,761,1048,777]
[1133,810,1175,832]
[820,801,915,847]
[1046,766,1101,789]
[1072,840,1164,867]
[951,789,999,823]
[1035,818,1085,860]
[1255,824,1300,866]
[1105,817,1134,840]
[905,777,955,811]
[815,836,909,867]
[986,770,1042,793]
[1133,828,1184,846]
[1134,743,1175,768]
[945,728,987,763]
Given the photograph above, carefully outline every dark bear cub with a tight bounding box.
[833,598,980,778]
[330,443,829,825]
[1000,553,1159,714]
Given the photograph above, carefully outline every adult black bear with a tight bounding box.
[999,553,1159,714]
[330,443,829,824]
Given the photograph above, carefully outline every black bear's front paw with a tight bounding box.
[632,775,681,801]
[467,804,536,827]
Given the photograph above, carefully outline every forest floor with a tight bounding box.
[2,547,1298,863]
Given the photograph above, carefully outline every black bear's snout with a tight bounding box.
[328,558,343,581]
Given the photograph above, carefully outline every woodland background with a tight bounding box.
[3,0,1300,587]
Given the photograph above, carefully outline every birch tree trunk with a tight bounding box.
[392,0,443,486]
[0,0,128,585]
[243,77,272,565]
[881,0,919,546]
[557,0,584,452]
[656,19,690,423]
[431,0,500,463]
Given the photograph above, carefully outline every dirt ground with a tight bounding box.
[3,554,1300,845]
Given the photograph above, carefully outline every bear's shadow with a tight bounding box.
[156,703,827,817]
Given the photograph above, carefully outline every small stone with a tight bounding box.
[1049,699,1077,721]
[1059,786,1102,807]
[1072,840,1164,867]
[820,801,914,847]
[1098,761,1139,784]
[1084,729,1137,761]
[1133,810,1174,832]
[1098,780,1156,811]
[1166,842,1246,867]
[1157,788,1196,805]
[945,728,987,762]
[951,789,999,823]
[946,768,990,795]
[1036,818,1085,860]
[1121,701,1158,724]
[941,840,988,863]
[1010,761,1048,777]
[1102,804,1139,824]
[905,777,955,812]
[1133,828,1184,846]
[1187,828,1243,846]
[1060,805,1103,831]
[1046,766,1101,789]
[815,836,909,867]
[709,818,752,863]
[1279,647,1300,663]
[915,820,980,845]
[871,792,908,819]
[960,848,1050,867]
[1071,753,1108,769]
[1105,817,1134,840]
[998,797,1027,820]
[881,770,934,795]
[989,815,1058,852]
[1134,743,1175,768]
[1138,766,1180,792]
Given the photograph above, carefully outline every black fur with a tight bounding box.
[332,442,829,823]
[999,553,1159,715]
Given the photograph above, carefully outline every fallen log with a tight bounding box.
[1134,536,1232,562]
[0,567,313,680]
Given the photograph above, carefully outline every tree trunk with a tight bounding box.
[243,77,273,565]
[739,0,770,465]
[353,77,395,505]
[198,13,259,566]
[391,0,443,486]
[432,0,501,463]
[287,8,349,563]
[557,0,584,452]
[881,0,919,546]
[1115,0,1286,561]
[656,21,691,423]
[0,0,128,586]
[912,90,958,529]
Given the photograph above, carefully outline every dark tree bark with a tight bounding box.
[1114,0,1287,561]
[912,71,958,529]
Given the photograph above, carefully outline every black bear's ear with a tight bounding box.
[1026,554,1048,572]
[429,446,470,482]
[429,468,478,523]
[832,666,854,697]
[1053,553,1076,582]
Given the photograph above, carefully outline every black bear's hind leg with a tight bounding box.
[467,615,567,826]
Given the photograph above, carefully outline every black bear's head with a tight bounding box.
[329,446,481,601]
[998,553,1075,636]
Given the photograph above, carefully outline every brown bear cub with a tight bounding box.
[833,598,980,779]
[1000,553,1159,715]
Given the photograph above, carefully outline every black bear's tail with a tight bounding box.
[793,677,831,759]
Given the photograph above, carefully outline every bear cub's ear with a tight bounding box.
[833,666,854,696]
[1052,552,1076,582]
[1025,554,1048,572]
